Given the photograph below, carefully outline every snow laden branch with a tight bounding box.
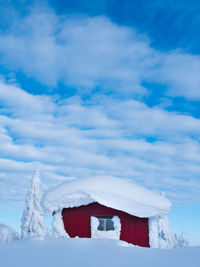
[21,169,47,239]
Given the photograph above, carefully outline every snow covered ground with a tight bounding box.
[0,238,199,267]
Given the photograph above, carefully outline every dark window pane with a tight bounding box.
[106,219,114,231]
[97,219,104,231]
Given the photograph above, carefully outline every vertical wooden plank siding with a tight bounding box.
[62,202,149,247]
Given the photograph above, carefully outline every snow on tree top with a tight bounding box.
[42,176,171,218]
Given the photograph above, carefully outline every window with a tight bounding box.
[95,216,114,231]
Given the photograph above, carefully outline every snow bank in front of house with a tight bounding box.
[42,176,171,218]
[52,210,69,238]
[0,238,199,267]
[91,216,121,240]
[0,223,20,243]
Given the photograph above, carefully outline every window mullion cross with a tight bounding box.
[103,219,106,231]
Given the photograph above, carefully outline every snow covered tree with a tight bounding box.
[21,169,47,239]
[175,232,189,248]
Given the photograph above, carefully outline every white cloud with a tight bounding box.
[0,81,200,208]
[0,8,199,99]
[0,79,55,117]
[0,6,199,210]
[155,53,200,99]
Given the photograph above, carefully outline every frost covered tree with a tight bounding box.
[175,232,189,248]
[21,169,47,239]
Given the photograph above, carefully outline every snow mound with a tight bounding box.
[52,210,69,238]
[0,223,20,243]
[0,238,199,267]
[42,176,171,217]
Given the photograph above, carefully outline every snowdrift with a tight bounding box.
[0,223,20,243]
[0,238,199,267]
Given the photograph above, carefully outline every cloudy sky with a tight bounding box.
[0,0,200,244]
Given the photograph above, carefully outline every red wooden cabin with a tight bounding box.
[62,202,149,247]
[43,176,171,248]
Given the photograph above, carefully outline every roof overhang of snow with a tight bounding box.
[42,176,171,218]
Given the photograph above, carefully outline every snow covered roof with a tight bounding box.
[42,176,171,218]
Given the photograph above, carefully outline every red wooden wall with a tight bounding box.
[62,202,149,247]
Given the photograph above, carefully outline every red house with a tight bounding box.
[43,176,173,248]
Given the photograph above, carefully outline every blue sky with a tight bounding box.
[0,0,200,245]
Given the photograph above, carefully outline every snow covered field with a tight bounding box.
[0,238,199,267]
